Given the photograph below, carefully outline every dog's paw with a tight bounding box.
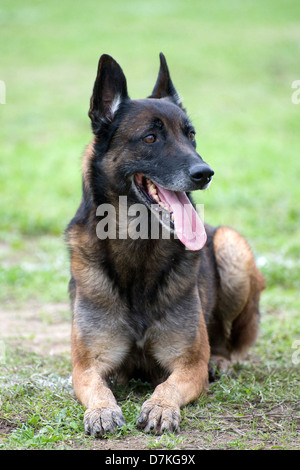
[137,399,181,434]
[84,406,125,438]
[209,355,232,382]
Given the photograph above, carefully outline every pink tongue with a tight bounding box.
[156,184,207,251]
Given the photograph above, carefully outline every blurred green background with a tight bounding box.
[1,2,299,450]
[0,0,300,304]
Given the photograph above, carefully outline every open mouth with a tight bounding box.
[134,174,175,223]
[134,173,207,251]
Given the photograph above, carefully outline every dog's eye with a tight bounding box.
[189,131,196,142]
[143,134,156,144]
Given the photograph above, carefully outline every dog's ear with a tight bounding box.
[149,53,182,107]
[89,54,129,132]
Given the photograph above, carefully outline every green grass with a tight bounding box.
[0,324,298,450]
[0,0,299,450]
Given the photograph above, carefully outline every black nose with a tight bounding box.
[189,164,214,186]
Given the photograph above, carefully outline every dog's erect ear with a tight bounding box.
[149,52,182,107]
[88,54,129,132]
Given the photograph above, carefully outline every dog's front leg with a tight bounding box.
[137,312,210,434]
[71,323,127,437]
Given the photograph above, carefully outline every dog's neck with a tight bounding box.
[99,235,200,312]
[102,235,182,282]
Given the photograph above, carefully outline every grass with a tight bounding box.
[0,329,298,450]
[0,0,299,450]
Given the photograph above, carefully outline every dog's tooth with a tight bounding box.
[160,202,170,211]
[171,213,174,222]
[146,179,157,192]
[150,184,157,195]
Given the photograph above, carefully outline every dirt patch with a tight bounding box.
[0,302,71,356]
[88,435,149,451]
[0,419,15,437]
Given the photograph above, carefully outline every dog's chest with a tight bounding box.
[88,243,202,342]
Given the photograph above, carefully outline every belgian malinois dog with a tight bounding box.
[66,53,265,437]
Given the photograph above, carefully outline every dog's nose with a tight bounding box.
[189,164,214,186]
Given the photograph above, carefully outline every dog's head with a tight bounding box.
[88,53,214,250]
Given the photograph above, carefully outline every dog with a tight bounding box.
[65,53,265,437]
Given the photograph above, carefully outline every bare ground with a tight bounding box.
[0,301,71,356]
